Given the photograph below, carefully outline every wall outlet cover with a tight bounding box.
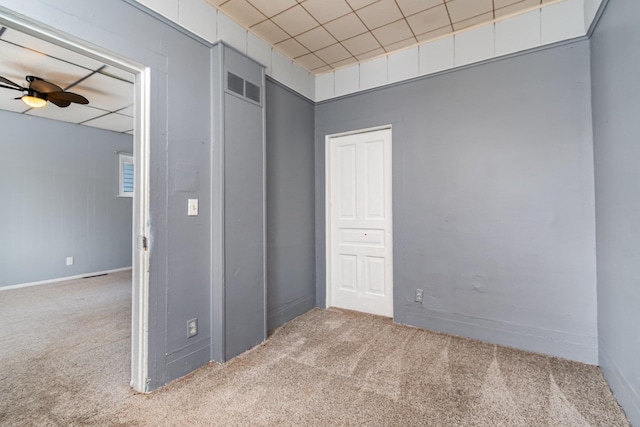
[188,198,199,216]
[187,318,198,338]
[66,256,74,266]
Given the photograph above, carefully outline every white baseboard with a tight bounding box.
[0,267,132,291]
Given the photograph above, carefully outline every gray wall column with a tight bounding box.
[591,0,640,424]
[265,78,316,331]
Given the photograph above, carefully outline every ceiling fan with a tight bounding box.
[0,74,89,108]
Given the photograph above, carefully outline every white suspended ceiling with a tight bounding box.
[0,25,134,133]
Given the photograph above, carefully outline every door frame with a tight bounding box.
[325,125,393,315]
[0,8,151,393]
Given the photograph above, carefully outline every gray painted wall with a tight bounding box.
[591,0,640,424]
[0,112,133,288]
[0,0,213,389]
[265,78,316,331]
[315,40,598,363]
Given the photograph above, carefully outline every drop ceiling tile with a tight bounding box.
[495,8,540,56]
[419,35,454,75]
[406,5,451,35]
[356,0,403,29]
[26,104,108,124]
[0,95,29,114]
[312,65,332,74]
[247,32,272,72]
[2,29,105,72]
[178,0,218,42]
[494,0,525,8]
[315,43,352,64]
[396,0,444,16]
[388,46,418,83]
[454,23,494,66]
[296,53,326,70]
[541,0,584,45]
[72,73,134,112]
[206,0,227,6]
[355,47,386,61]
[324,13,368,41]
[360,56,387,90]
[315,72,334,101]
[447,0,493,23]
[82,112,133,133]
[415,25,453,42]
[250,20,290,44]
[341,32,381,56]
[220,0,266,27]
[330,57,360,69]
[271,5,318,36]
[495,0,540,18]
[301,0,352,24]
[291,62,313,98]
[346,0,379,10]
[271,49,293,82]
[453,11,494,31]
[383,36,417,52]
[246,0,297,17]
[218,12,249,53]
[117,105,134,117]
[0,41,95,90]
[100,66,135,84]
[334,65,359,96]
[275,38,310,58]
[372,19,414,46]
[296,26,337,51]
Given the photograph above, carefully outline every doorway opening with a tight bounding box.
[0,8,151,392]
[325,126,393,318]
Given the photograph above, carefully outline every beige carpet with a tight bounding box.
[0,272,629,426]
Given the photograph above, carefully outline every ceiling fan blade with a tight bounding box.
[0,75,22,89]
[0,83,22,92]
[46,96,72,108]
[28,76,63,94]
[47,91,89,105]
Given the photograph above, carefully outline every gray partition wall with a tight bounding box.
[0,0,213,389]
[315,40,598,364]
[0,112,133,288]
[265,78,316,331]
[591,0,640,424]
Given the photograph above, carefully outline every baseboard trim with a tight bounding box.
[600,345,640,426]
[268,294,316,331]
[399,307,598,365]
[0,267,132,291]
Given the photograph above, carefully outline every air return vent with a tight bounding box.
[227,72,244,96]
[245,81,260,103]
[226,71,261,104]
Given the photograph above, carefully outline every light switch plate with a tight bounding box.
[188,198,198,216]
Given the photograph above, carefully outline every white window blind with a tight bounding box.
[119,153,134,197]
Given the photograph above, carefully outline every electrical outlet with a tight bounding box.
[415,289,424,304]
[187,318,198,338]
[66,256,74,266]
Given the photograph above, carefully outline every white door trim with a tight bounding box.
[0,9,151,393]
[325,125,393,316]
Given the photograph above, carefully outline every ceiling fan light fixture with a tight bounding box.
[21,90,47,108]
